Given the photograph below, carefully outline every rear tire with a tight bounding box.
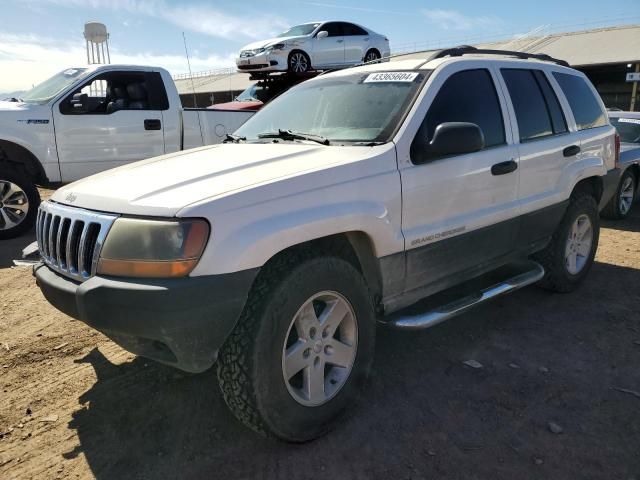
[601,169,636,219]
[364,49,381,63]
[533,194,599,292]
[0,166,40,240]
[217,254,376,442]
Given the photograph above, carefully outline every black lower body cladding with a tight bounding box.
[34,264,259,373]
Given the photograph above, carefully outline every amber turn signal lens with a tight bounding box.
[97,258,199,278]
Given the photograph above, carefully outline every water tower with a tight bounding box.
[84,22,110,64]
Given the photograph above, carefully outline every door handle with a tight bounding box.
[491,160,518,176]
[336,39,344,43]
[144,119,161,130]
[563,145,581,157]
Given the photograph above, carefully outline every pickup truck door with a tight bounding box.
[312,22,345,67]
[52,72,165,182]
[397,66,520,297]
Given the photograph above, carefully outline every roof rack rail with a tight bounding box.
[416,45,570,68]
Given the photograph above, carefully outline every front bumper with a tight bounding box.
[235,51,287,72]
[599,167,621,211]
[34,263,259,373]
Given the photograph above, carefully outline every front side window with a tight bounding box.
[414,69,505,154]
[322,22,343,37]
[553,72,607,130]
[235,71,428,143]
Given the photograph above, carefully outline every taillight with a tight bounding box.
[615,133,620,167]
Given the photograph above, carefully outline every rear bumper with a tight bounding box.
[599,167,621,211]
[34,264,259,373]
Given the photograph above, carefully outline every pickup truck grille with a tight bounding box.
[36,202,118,282]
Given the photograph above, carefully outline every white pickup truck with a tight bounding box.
[34,47,619,441]
[0,64,254,239]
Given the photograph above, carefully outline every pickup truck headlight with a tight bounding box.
[97,218,209,278]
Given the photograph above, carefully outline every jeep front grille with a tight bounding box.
[36,202,118,282]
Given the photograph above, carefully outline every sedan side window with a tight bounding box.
[322,22,343,37]
[342,23,368,36]
[411,69,505,163]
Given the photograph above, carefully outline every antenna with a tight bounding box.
[182,32,199,108]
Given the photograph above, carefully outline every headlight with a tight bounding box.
[97,218,209,278]
[266,43,286,52]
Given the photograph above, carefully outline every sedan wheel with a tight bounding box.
[364,50,380,63]
[289,52,309,73]
[619,175,635,216]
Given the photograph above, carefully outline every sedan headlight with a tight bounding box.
[266,43,287,52]
[97,218,209,278]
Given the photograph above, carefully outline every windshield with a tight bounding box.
[278,23,321,37]
[236,84,267,102]
[235,71,427,144]
[610,117,640,144]
[21,68,89,104]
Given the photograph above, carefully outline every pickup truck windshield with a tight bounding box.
[610,117,640,144]
[235,71,428,143]
[21,68,89,104]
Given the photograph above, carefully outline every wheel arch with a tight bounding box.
[288,49,312,70]
[571,175,603,203]
[0,139,48,185]
[364,48,381,61]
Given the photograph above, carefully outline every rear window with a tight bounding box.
[552,72,607,130]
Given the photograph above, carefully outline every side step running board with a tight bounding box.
[381,261,545,331]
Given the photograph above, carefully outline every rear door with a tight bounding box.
[398,65,520,294]
[312,22,345,67]
[342,22,369,64]
[497,67,574,244]
[53,71,167,182]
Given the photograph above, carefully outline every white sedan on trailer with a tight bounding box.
[236,21,390,74]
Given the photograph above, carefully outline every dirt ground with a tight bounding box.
[1,190,639,480]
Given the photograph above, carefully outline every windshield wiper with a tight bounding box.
[224,133,246,143]
[351,141,385,146]
[257,129,330,146]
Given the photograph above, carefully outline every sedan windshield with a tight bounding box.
[21,68,89,104]
[610,117,640,144]
[235,71,428,144]
[278,23,321,37]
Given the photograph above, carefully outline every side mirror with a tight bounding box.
[415,122,485,163]
[70,93,89,113]
[316,30,329,39]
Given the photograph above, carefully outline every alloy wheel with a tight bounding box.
[289,53,309,73]
[365,51,380,63]
[619,176,635,215]
[282,291,357,407]
[565,214,593,275]
[0,180,29,231]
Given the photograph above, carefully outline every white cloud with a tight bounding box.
[24,0,289,40]
[421,9,501,31]
[0,33,235,92]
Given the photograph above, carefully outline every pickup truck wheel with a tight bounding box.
[601,169,636,219]
[217,255,375,442]
[0,167,40,240]
[534,194,599,292]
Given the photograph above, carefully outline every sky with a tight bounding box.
[0,0,638,93]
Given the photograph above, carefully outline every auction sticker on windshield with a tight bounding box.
[364,72,419,83]
[618,118,640,125]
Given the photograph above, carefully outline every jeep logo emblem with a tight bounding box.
[65,192,77,203]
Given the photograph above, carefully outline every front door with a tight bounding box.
[398,66,520,295]
[53,72,165,182]
[312,22,345,68]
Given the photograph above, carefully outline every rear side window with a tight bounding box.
[553,72,607,130]
[502,69,567,141]
[342,23,368,36]
[420,69,505,148]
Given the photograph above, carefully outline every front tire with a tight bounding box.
[601,169,636,219]
[217,254,375,442]
[288,51,311,74]
[534,194,600,292]
[0,166,40,240]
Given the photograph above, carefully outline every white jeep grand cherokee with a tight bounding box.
[34,47,619,442]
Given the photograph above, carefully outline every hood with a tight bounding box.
[208,100,263,112]
[240,36,304,51]
[52,143,371,217]
[0,100,36,112]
